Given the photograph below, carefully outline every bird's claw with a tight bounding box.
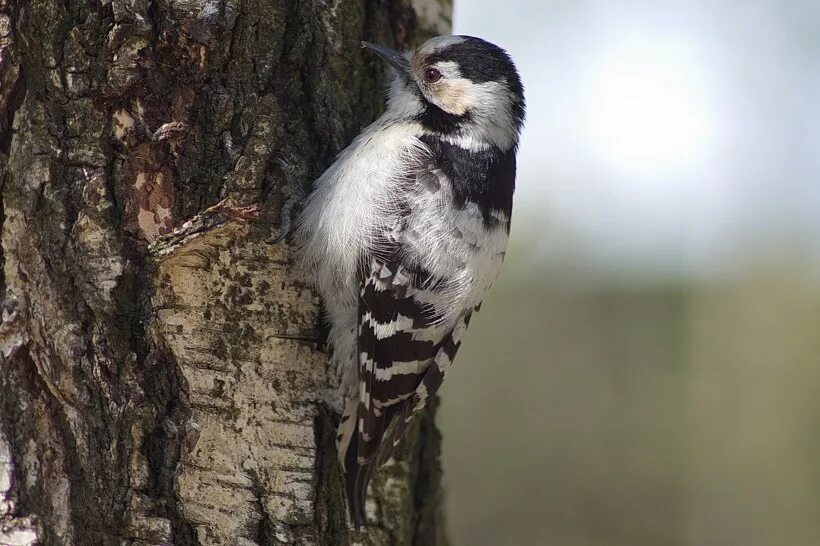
[267,155,309,245]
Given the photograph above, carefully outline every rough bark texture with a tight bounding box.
[0,0,451,544]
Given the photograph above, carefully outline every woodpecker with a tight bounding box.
[294,35,525,527]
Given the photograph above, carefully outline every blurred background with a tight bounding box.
[438,1,820,545]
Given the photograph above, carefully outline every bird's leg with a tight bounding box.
[267,155,310,245]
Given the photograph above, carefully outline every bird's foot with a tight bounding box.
[267,155,309,245]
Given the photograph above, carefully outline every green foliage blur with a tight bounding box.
[440,237,820,546]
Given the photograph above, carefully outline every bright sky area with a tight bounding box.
[454,0,820,279]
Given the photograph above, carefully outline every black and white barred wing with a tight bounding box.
[345,257,473,527]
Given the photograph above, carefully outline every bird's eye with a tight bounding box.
[424,67,442,83]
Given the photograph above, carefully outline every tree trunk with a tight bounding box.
[0,0,451,544]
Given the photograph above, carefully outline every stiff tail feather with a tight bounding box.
[341,402,408,529]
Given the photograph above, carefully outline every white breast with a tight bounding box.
[402,174,510,327]
[296,118,426,309]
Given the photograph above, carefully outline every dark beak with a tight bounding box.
[362,41,411,80]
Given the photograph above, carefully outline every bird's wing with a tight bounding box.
[344,251,474,527]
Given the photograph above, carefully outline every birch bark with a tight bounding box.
[0,0,451,543]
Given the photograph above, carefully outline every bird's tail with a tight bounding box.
[338,396,369,528]
[341,401,411,529]
[343,431,376,529]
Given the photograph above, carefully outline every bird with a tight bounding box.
[294,35,525,528]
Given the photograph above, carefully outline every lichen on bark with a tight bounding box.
[0,0,452,544]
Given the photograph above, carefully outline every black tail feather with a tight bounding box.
[343,404,413,528]
[344,432,371,529]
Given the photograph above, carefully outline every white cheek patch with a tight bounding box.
[423,61,471,115]
[433,79,472,116]
[463,79,520,151]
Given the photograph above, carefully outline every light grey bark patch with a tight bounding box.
[151,209,327,543]
[0,429,38,546]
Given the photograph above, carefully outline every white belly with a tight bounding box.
[297,118,426,308]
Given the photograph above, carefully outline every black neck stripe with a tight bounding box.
[415,97,470,135]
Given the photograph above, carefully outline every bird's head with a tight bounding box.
[363,35,525,151]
